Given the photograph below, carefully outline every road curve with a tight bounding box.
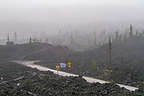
[14,60,138,91]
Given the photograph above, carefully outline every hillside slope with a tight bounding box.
[0,43,69,61]
[66,36,144,85]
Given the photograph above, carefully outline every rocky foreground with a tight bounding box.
[0,61,144,96]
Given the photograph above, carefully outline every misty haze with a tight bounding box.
[0,0,144,96]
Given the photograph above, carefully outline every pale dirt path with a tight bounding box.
[14,60,138,91]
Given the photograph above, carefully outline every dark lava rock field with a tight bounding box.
[0,61,144,96]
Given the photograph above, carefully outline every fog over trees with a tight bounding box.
[0,0,144,43]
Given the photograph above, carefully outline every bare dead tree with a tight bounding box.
[108,36,112,66]
[129,24,133,37]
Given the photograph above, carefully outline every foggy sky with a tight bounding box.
[0,0,144,38]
